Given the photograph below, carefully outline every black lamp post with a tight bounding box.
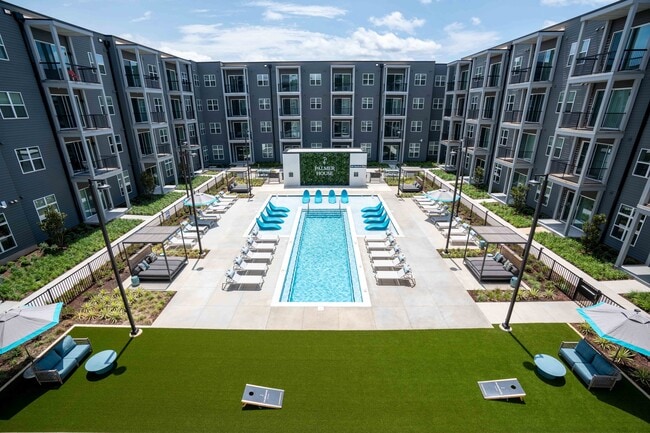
[444,140,463,254]
[245,129,252,199]
[397,163,402,197]
[88,180,140,337]
[500,173,549,332]
[180,142,203,256]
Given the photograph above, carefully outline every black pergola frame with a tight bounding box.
[122,225,189,281]
[463,226,528,282]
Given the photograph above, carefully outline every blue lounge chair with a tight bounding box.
[328,190,336,204]
[366,219,390,231]
[361,201,382,212]
[364,211,388,224]
[256,217,281,231]
[362,205,385,218]
[268,201,290,213]
[302,190,310,204]
[341,190,349,204]
[260,211,284,225]
[315,190,323,204]
[265,205,288,218]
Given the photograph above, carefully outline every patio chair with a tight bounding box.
[364,230,393,243]
[371,254,406,271]
[341,190,349,204]
[167,235,197,248]
[315,189,323,204]
[369,246,400,260]
[256,217,281,231]
[260,211,284,225]
[268,201,290,213]
[365,219,391,231]
[233,255,268,275]
[328,189,336,204]
[364,211,388,224]
[250,228,280,243]
[374,265,415,287]
[189,214,216,228]
[181,221,209,235]
[264,205,288,218]
[366,236,396,251]
[302,190,310,204]
[247,237,276,253]
[197,209,221,221]
[362,202,382,213]
[222,268,265,291]
[362,205,385,218]
[241,246,273,262]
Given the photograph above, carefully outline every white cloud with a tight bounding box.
[249,1,346,20]
[190,9,209,14]
[471,17,481,25]
[369,12,425,35]
[540,0,616,6]
[438,21,501,59]
[419,0,432,3]
[131,11,152,23]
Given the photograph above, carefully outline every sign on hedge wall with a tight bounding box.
[300,152,350,185]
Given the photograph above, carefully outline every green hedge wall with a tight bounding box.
[300,152,350,185]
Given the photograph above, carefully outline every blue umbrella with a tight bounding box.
[0,302,63,355]
[577,302,650,357]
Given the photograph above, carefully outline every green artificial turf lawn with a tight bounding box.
[1,324,648,432]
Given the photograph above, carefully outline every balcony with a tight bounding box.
[384,106,405,116]
[172,109,183,120]
[281,131,301,139]
[573,49,647,76]
[181,80,192,92]
[386,83,407,92]
[150,111,166,123]
[466,109,479,119]
[133,111,149,123]
[562,110,626,131]
[140,142,155,156]
[482,108,494,119]
[185,108,195,119]
[125,73,142,88]
[496,146,515,160]
[225,82,247,93]
[332,108,351,116]
[71,155,119,176]
[516,148,534,161]
[458,80,469,91]
[280,107,300,116]
[524,110,542,123]
[167,79,179,91]
[56,114,76,130]
[156,143,172,156]
[446,81,455,91]
[471,76,484,88]
[41,62,100,84]
[549,160,607,185]
[278,83,298,92]
[229,131,248,140]
[332,84,353,92]
[503,110,523,123]
[144,76,161,89]
[332,131,351,139]
[486,74,500,87]
[443,107,452,117]
[227,108,248,117]
[532,66,553,82]
[509,68,531,85]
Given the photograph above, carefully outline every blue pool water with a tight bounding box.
[280,209,362,303]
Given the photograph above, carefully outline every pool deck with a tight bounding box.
[150,182,585,330]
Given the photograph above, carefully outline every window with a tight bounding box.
[556,91,565,113]
[611,204,645,245]
[414,73,427,86]
[428,141,440,156]
[193,74,200,87]
[556,91,576,113]
[499,129,509,146]
[209,122,222,134]
[408,142,420,158]
[262,143,274,158]
[435,75,446,87]
[362,97,373,109]
[545,136,554,156]
[200,123,205,135]
[0,91,28,119]
[108,136,117,154]
[577,39,590,64]
[204,74,216,87]
[196,99,203,111]
[33,194,59,221]
[412,97,424,109]
[310,120,322,132]
[159,129,169,144]
[310,73,322,86]
[15,146,45,173]
[98,95,115,115]
[259,98,271,110]
[553,137,565,158]
[311,142,322,148]
[430,120,441,131]
[260,121,272,133]
[117,171,132,195]
[0,34,8,60]
[257,74,269,86]
[473,65,484,80]
[114,135,123,152]
[410,120,422,132]
[361,120,373,132]
[212,145,224,160]
[505,94,515,111]
[361,142,371,155]
[633,149,650,177]
[188,123,196,137]
[207,99,219,111]
[512,56,523,73]
[567,42,578,66]
[493,164,502,183]
[362,73,374,86]
[310,97,322,109]
[534,181,553,206]
[147,64,158,80]
[466,124,475,139]
[0,214,17,253]
[432,98,443,110]
[94,53,106,75]
[164,159,174,177]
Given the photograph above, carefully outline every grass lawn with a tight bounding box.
[1,325,647,432]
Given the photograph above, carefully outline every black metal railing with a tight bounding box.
[40,62,99,83]
[125,72,142,87]
[503,110,523,123]
[466,108,479,119]
[533,65,553,82]
[172,109,183,120]
[482,108,494,119]
[601,112,625,129]
[443,107,452,117]
[509,67,531,84]
[458,80,469,91]
[524,109,543,123]
[471,76,484,88]
[446,81,455,91]
[140,142,155,156]
[145,76,161,89]
[133,111,149,123]
[185,108,195,119]
[516,148,534,160]
[333,84,353,92]
[278,84,298,92]
[385,107,406,116]
[225,83,248,93]
[81,114,109,129]
[150,111,166,123]
[167,79,180,91]
[496,146,515,159]
[386,83,407,92]
[56,114,76,129]
[156,143,172,155]
[281,131,301,139]
[332,108,352,116]
[560,111,593,129]
[548,159,607,183]
[619,49,647,71]
[486,74,500,87]
[181,80,192,92]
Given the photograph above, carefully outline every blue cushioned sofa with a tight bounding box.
[558,340,621,390]
[33,335,92,384]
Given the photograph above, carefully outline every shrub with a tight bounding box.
[581,213,607,253]
[510,184,529,214]
[623,291,650,313]
[483,202,533,228]
[39,207,67,247]
[140,171,156,197]
[631,367,650,388]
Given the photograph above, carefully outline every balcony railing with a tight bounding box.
[144,76,161,89]
[281,131,301,139]
[486,74,500,87]
[56,114,76,129]
[156,143,172,155]
[446,81,455,91]
[278,84,298,92]
[466,108,479,119]
[332,108,352,116]
[172,109,183,120]
[332,84,353,92]
[150,111,166,123]
[133,111,149,123]
[443,107,452,117]
[458,80,469,91]
[509,68,531,84]
[40,62,99,84]
[187,136,199,145]
[384,107,406,116]
[560,111,593,129]
[71,155,119,175]
[181,80,192,92]
[386,83,407,92]
[496,146,515,159]
[383,131,402,139]
[503,110,523,123]
[167,79,179,91]
[524,110,542,123]
[332,132,351,138]
[125,73,142,87]
[185,108,195,119]
[229,131,248,140]
[549,160,607,183]
[573,49,648,76]
[140,142,154,156]
[225,83,248,93]
[533,65,553,82]
[482,108,494,119]
[517,149,534,160]
[471,76,484,88]
[227,108,248,117]
[81,114,109,129]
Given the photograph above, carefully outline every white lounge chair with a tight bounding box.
[250,229,280,244]
[182,221,209,234]
[364,230,393,243]
[233,255,268,274]
[241,246,273,262]
[197,209,221,221]
[222,268,265,291]
[371,254,407,271]
[369,246,401,260]
[246,238,276,252]
[205,204,229,214]
[167,235,197,248]
[374,265,415,287]
[366,237,396,251]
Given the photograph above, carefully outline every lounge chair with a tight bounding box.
[371,254,407,271]
[328,189,336,204]
[219,191,238,200]
[250,229,280,243]
[167,235,197,248]
[315,189,323,203]
[182,221,209,235]
[374,265,415,287]
[365,219,390,231]
[362,201,382,213]
[207,202,231,212]
[264,206,288,218]
[268,201,290,213]
[233,255,268,275]
[197,209,222,220]
[256,217,281,231]
[369,246,400,260]
[260,211,284,224]
[341,190,349,204]
[222,268,265,291]
[364,230,393,243]
[364,211,388,224]
[366,237,396,251]
[189,214,217,228]
[362,205,385,218]
[302,190,310,204]
[241,246,273,262]
[247,238,276,252]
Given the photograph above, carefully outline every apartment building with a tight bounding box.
[442,0,650,266]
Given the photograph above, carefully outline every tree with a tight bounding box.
[582,213,607,253]
[510,184,529,214]
[472,166,485,186]
[39,207,67,247]
[140,171,156,197]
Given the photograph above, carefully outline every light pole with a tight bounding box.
[88,180,140,337]
[500,173,549,332]
[444,140,463,254]
[245,129,252,199]
[180,142,204,256]
[397,163,402,197]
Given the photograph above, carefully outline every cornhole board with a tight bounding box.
[477,378,525,401]
[241,384,284,408]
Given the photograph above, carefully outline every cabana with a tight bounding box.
[463,226,527,282]
[122,226,189,281]
[227,167,251,194]
[397,167,423,194]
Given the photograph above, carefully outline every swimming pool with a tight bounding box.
[276,208,368,305]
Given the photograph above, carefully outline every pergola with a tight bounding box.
[464,226,528,282]
[122,226,188,281]
[397,166,423,194]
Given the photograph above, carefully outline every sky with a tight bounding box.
[13,0,619,62]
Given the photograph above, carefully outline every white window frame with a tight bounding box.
[212,145,224,160]
[361,142,371,155]
[259,98,271,110]
[311,120,322,132]
[408,142,420,158]
[362,73,374,86]
[466,124,475,139]
[260,121,272,133]
[499,129,509,146]
[257,74,269,86]
[0,91,28,119]
[200,123,205,135]
[147,64,158,80]
[118,170,132,195]
[310,97,322,109]
[158,129,169,144]
[262,143,274,158]
[188,123,196,137]
[633,148,650,178]
[611,203,645,245]
[414,73,427,86]
[493,164,502,183]
[410,120,423,132]
[114,134,123,152]
[0,34,8,61]
[430,120,441,131]
[505,94,515,111]
[361,120,373,132]
[435,75,445,87]
[512,56,523,73]
[15,146,45,173]
[412,97,424,110]
[309,73,322,86]
[428,141,439,156]
[33,194,59,222]
[362,97,373,109]
[310,142,322,149]
[196,99,203,111]
[203,74,216,87]
[209,122,222,134]
[164,159,174,177]
[193,73,200,87]
[577,39,590,64]
[0,214,17,253]
[553,137,565,158]
[534,182,553,206]
[567,42,578,66]
[207,99,219,111]
[432,98,443,110]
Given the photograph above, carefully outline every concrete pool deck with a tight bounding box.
[150,182,584,330]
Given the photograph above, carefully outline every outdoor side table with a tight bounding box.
[534,354,566,380]
[85,349,117,375]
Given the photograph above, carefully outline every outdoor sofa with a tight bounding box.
[228,181,250,194]
[558,340,621,390]
[33,335,92,384]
